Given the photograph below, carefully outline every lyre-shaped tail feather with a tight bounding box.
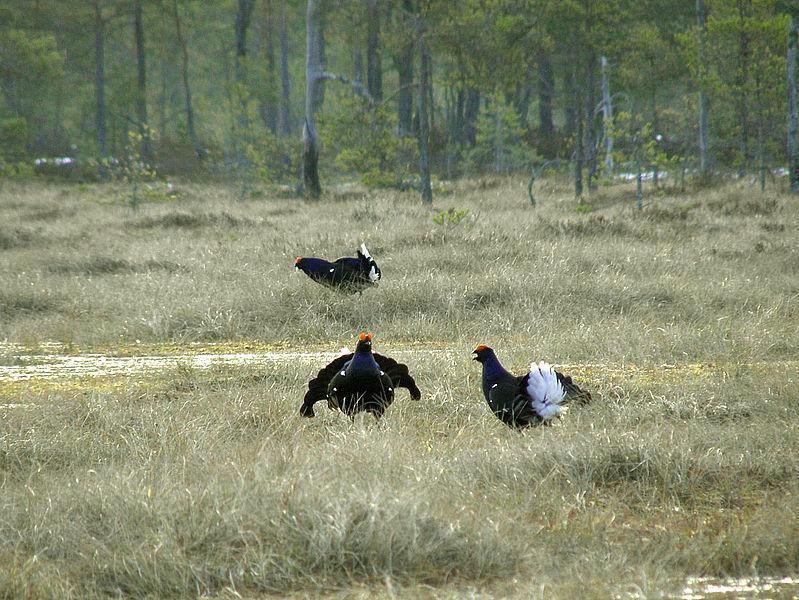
[301,353,353,417]
[358,243,380,282]
[374,354,421,400]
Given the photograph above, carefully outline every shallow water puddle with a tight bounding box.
[0,351,340,382]
[0,346,795,385]
[0,348,452,384]
[681,576,799,599]
[1,345,796,412]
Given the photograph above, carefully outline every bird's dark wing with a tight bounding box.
[373,353,421,400]
[556,371,592,405]
[333,257,362,269]
[300,353,353,417]
[297,258,340,288]
[488,378,539,428]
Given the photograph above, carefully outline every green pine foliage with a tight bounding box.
[469,92,534,174]
[320,95,417,188]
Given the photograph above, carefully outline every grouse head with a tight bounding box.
[294,256,304,270]
[472,344,494,363]
[355,332,374,353]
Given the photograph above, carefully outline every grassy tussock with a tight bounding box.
[1,178,798,596]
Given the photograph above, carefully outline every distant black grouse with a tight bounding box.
[294,243,381,294]
[473,345,591,429]
[301,333,421,420]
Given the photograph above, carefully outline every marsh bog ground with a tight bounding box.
[1,178,798,597]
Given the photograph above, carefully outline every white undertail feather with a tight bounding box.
[526,361,566,421]
[368,265,379,282]
[360,243,380,282]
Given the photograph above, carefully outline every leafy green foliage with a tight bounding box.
[320,95,417,188]
[469,92,534,174]
[432,207,470,226]
[608,111,680,176]
[106,129,160,209]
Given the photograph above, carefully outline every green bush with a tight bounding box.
[320,95,417,188]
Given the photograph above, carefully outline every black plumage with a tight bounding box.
[294,243,381,294]
[472,345,591,429]
[301,333,421,420]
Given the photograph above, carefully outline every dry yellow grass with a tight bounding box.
[0,177,797,597]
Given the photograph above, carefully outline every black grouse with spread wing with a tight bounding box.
[294,243,380,294]
[301,333,421,420]
[472,345,591,429]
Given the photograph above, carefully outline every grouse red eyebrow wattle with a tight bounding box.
[474,344,489,352]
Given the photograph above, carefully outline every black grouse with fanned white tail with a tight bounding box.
[294,243,381,294]
[472,345,591,429]
[301,333,421,420]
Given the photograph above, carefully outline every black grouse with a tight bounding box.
[294,243,380,294]
[472,345,591,429]
[301,333,421,420]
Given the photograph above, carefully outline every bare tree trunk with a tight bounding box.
[494,97,504,174]
[651,90,659,188]
[303,0,322,198]
[354,48,364,93]
[516,66,532,127]
[697,0,710,175]
[366,0,382,102]
[173,0,202,160]
[278,0,291,137]
[157,53,167,136]
[312,13,326,112]
[754,59,765,192]
[133,0,152,161]
[259,0,278,134]
[537,50,555,157]
[235,0,255,80]
[234,0,254,162]
[736,0,750,177]
[426,50,434,130]
[788,16,798,192]
[396,52,414,135]
[417,28,432,204]
[564,58,577,150]
[463,87,480,146]
[600,55,613,178]
[585,51,598,191]
[574,71,584,199]
[444,85,459,175]
[395,0,414,135]
[94,0,106,158]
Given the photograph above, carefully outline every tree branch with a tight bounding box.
[316,71,375,104]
